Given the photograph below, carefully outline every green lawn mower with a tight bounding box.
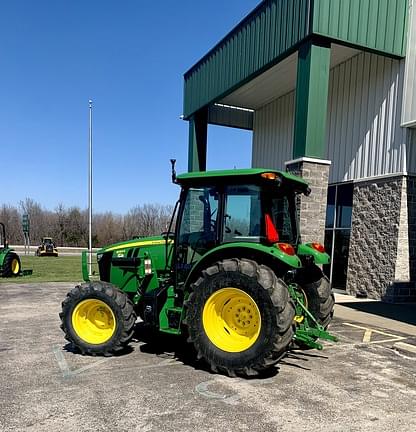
[60,163,336,377]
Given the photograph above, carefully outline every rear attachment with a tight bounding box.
[288,284,338,350]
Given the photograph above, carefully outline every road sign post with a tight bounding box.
[22,214,30,255]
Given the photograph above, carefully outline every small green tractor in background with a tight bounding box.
[36,237,58,257]
[0,222,22,277]
[60,164,336,377]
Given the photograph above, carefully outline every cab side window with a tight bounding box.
[223,185,262,243]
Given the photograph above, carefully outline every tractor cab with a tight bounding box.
[172,169,310,284]
[42,238,55,247]
[0,223,8,249]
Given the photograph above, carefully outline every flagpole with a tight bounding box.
[88,99,93,277]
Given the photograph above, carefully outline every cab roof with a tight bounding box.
[176,168,310,195]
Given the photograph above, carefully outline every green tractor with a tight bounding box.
[60,164,336,377]
[0,222,22,277]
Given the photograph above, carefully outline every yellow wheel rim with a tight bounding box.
[202,287,261,353]
[72,299,116,344]
[11,258,20,274]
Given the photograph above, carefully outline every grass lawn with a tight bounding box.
[0,255,84,283]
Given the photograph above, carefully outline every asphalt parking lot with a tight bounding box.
[1,282,416,432]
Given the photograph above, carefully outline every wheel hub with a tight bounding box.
[72,299,116,344]
[202,287,261,353]
[11,258,20,274]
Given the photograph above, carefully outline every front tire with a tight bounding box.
[59,281,136,355]
[184,258,295,377]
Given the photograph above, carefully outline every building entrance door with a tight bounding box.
[323,183,353,291]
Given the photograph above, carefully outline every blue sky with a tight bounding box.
[0,1,259,213]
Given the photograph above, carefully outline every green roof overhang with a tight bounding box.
[183,0,408,119]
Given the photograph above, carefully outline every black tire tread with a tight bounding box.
[302,274,334,328]
[185,258,295,377]
[59,281,136,356]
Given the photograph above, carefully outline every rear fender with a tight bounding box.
[297,243,330,265]
[184,242,301,293]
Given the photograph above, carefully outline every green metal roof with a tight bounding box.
[176,168,309,190]
[313,0,408,56]
[183,0,408,119]
[184,0,311,118]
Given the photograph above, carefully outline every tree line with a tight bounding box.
[0,198,174,247]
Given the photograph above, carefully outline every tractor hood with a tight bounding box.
[98,235,168,254]
[95,235,174,287]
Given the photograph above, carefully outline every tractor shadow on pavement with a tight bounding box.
[60,324,317,378]
[133,322,281,379]
[281,349,329,371]
[134,323,200,365]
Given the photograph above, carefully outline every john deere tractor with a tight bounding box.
[0,222,22,277]
[60,164,336,377]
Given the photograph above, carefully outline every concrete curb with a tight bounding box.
[393,341,416,357]
[333,304,416,337]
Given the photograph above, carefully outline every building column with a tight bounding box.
[285,157,331,245]
[286,40,331,245]
[188,108,208,172]
[293,40,331,159]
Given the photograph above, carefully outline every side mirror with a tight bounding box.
[170,159,177,183]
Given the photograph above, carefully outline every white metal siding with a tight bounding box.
[252,91,294,170]
[327,53,406,182]
[252,51,408,182]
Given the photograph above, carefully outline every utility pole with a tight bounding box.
[88,99,93,277]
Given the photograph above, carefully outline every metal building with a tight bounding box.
[182,0,416,302]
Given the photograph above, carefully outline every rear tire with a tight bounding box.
[2,252,21,277]
[184,258,295,377]
[59,281,136,355]
[302,275,334,328]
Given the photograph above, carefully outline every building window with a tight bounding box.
[323,183,353,290]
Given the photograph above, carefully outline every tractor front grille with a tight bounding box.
[97,252,112,282]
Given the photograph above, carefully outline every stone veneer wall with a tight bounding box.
[347,175,416,302]
[285,159,330,245]
[395,179,410,281]
[407,176,416,286]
